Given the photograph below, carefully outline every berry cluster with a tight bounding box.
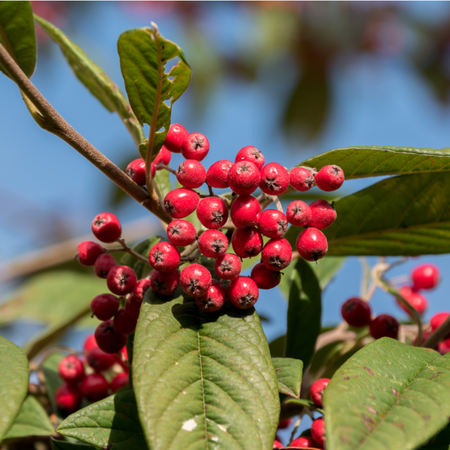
[55,334,129,413]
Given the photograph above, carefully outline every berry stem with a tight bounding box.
[155,163,176,175]
[199,192,231,206]
[424,314,450,349]
[180,249,201,263]
[180,240,200,258]
[114,238,151,266]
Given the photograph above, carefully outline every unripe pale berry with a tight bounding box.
[214,253,242,280]
[107,265,137,295]
[126,158,146,186]
[370,314,399,340]
[235,146,265,170]
[94,253,116,279]
[125,295,141,319]
[231,226,263,258]
[167,220,197,247]
[308,200,337,229]
[290,436,318,448]
[153,145,172,167]
[180,263,212,297]
[111,373,129,392]
[58,355,85,384]
[258,209,287,238]
[341,297,371,327]
[91,212,122,243]
[397,286,428,316]
[286,200,312,227]
[181,132,210,161]
[95,319,127,354]
[230,195,261,228]
[90,293,120,321]
[195,280,226,313]
[206,160,233,189]
[412,264,440,290]
[164,123,188,153]
[150,269,180,296]
[227,276,259,309]
[113,308,137,335]
[228,161,261,196]
[311,417,326,448]
[80,374,109,402]
[261,238,292,271]
[77,241,105,266]
[56,384,81,413]
[251,263,281,290]
[197,197,229,229]
[176,160,206,188]
[149,241,181,272]
[164,188,199,218]
[86,347,116,372]
[310,378,330,408]
[315,165,345,191]
[289,166,315,192]
[296,228,328,262]
[198,229,228,258]
[132,279,151,303]
[259,163,290,196]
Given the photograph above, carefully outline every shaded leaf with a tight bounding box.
[120,236,161,279]
[51,440,96,450]
[269,335,286,358]
[285,398,324,414]
[419,424,450,449]
[42,353,65,420]
[272,357,303,398]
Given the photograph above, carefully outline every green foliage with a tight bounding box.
[51,440,97,450]
[42,353,65,421]
[285,398,324,414]
[272,357,303,398]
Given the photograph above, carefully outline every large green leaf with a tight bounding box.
[0,1,36,78]
[118,25,191,160]
[272,357,303,398]
[58,390,146,450]
[0,336,28,442]
[120,236,162,279]
[324,338,450,450]
[133,290,280,450]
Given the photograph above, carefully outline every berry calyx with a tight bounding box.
[58,355,85,384]
[94,253,116,279]
[230,195,261,228]
[167,220,197,247]
[296,228,328,262]
[290,166,315,192]
[176,160,207,188]
[214,253,242,280]
[231,226,263,258]
[227,276,259,309]
[164,123,188,153]
[90,293,120,321]
[341,297,372,327]
[106,265,137,295]
[311,417,326,448]
[370,314,399,340]
[91,212,122,243]
[80,374,109,402]
[164,188,199,219]
[86,347,116,372]
[197,197,229,229]
[150,270,180,296]
[308,200,337,230]
[397,286,428,316]
[113,308,137,335]
[111,373,130,392]
[261,238,292,271]
[149,241,181,272]
[55,384,81,413]
[286,200,312,227]
[258,209,288,238]
[290,436,318,448]
[180,263,212,297]
[132,279,151,303]
[228,161,261,196]
[181,132,210,161]
[198,229,229,258]
[412,264,440,290]
[126,158,146,186]
[315,165,345,191]
[310,378,330,408]
[195,280,226,313]
[76,241,105,267]
[251,263,281,290]
[235,146,265,170]
[95,320,127,354]
[206,160,233,189]
[259,162,290,196]
[153,145,172,167]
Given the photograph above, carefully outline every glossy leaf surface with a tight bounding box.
[272,357,303,398]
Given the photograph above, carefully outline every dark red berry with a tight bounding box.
[308,200,337,229]
[149,241,181,272]
[290,436,318,448]
[370,314,399,340]
[310,378,330,408]
[86,347,116,372]
[289,166,315,192]
[180,263,212,297]
[227,277,259,309]
[397,286,428,316]
[228,161,261,196]
[195,280,226,313]
[412,264,440,290]
[58,355,85,384]
[56,384,81,413]
[206,160,233,189]
[286,200,312,227]
[438,341,450,355]
[164,123,188,153]
[77,241,105,266]
[91,212,122,243]
[153,145,172,167]
[231,226,263,258]
[132,279,151,303]
[230,195,261,228]
[150,269,180,296]
[311,417,326,448]
[167,220,197,247]
[83,334,97,352]
[90,293,120,321]
[315,165,344,191]
[277,419,292,429]
[197,197,229,229]
[261,238,292,271]
[94,253,116,279]
[125,295,141,319]
[106,265,137,295]
[214,253,242,280]
[80,374,109,402]
[111,373,129,392]
[95,319,127,354]
[198,229,229,258]
[259,163,290,196]
[126,158,146,186]
[341,297,371,327]
[251,263,281,290]
[181,132,210,161]
[296,228,328,262]
[113,308,137,335]
[164,188,199,218]
[176,160,207,188]
[235,146,265,170]
[258,209,287,238]
[272,440,283,448]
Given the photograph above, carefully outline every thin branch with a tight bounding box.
[155,163,177,175]
[115,238,152,266]
[199,193,231,205]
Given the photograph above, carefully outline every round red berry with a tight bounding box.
[310,378,330,408]
[94,253,116,279]
[278,419,292,429]
[77,241,105,267]
[125,295,141,319]
[308,200,337,229]
[227,276,259,309]
[289,166,315,192]
[58,355,85,384]
[315,165,345,191]
[341,297,371,327]
[150,270,180,296]
[83,334,97,352]
[91,212,122,243]
[230,195,261,228]
[291,436,318,448]
[311,417,326,448]
[258,209,287,238]
[251,263,281,290]
[235,146,265,170]
[198,229,229,258]
[272,441,283,448]
[206,160,233,189]
[86,347,116,372]
[259,163,290,196]
[180,264,212,297]
[106,265,137,295]
[431,312,450,331]
[111,373,129,392]
[167,220,197,247]
[113,308,137,335]
[231,226,263,258]
[95,319,127,354]
[286,200,312,227]
[164,188,199,218]
[176,160,207,188]
[195,280,226,313]
[90,293,120,321]
[296,228,328,262]
[397,286,428,316]
[153,145,172,167]
[56,384,81,413]
[228,161,261,196]
[438,341,450,355]
[126,158,146,186]
[412,264,440,290]
[164,123,188,153]
[181,132,210,161]
[197,197,229,229]
[131,279,151,304]
[370,314,399,340]
[149,241,181,272]
[80,374,109,402]
[214,253,242,280]
[261,238,292,271]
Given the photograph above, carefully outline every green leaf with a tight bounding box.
[154,168,173,199]
[118,25,191,160]
[269,335,286,358]
[272,357,303,398]
[34,15,144,146]
[0,336,28,442]
[299,146,450,179]
[0,1,36,78]
[133,290,280,450]
[4,396,54,440]
[58,390,146,450]
[285,259,321,368]
[42,353,64,419]
[51,440,97,450]
[120,236,162,279]
[285,398,324,414]
[324,338,450,450]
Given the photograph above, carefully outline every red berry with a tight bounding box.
[55,384,81,413]
[167,220,197,247]
[150,270,180,296]
[111,373,129,392]
[126,158,146,186]
[230,195,261,228]
[176,160,206,188]
[228,161,261,196]
[195,280,226,313]
[370,314,399,340]
[58,355,85,384]
[197,197,229,229]
[106,265,137,295]
[291,436,318,448]
[397,286,428,316]
[310,378,330,408]
[273,441,283,449]
[231,226,263,258]
[181,132,210,161]
[164,123,188,153]
[198,230,229,258]
[164,188,199,218]
[278,419,292,429]
[431,312,450,331]
[91,212,122,243]
[125,295,141,319]
[95,320,127,354]
[206,160,233,189]
[341,297,372,327]
[259,163,290,196]
[227,276,259,309]
[258,209,287,238]
[113,308,137,335]
[286,200,312,227]
[235,146,265,170]
[214,253,242,280]
[153,145,172,167]
[251,263,281,289]
[296,228,328,262]
[90,293,120,321]
[80,374,109,402]
[412,264,440,290]
[311,417,326,448]
[83,334,97,352]
[180,263,212,297]
[132,279,151,303]
[76,241,104,267]
[149,241,181,272]
[290,167,315,192]
[261,238,292,271]
[86,347,116,372]
[94,253,116,279]
[315,165,344,191]
[438,340,450,355]
[308,200,337,230]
